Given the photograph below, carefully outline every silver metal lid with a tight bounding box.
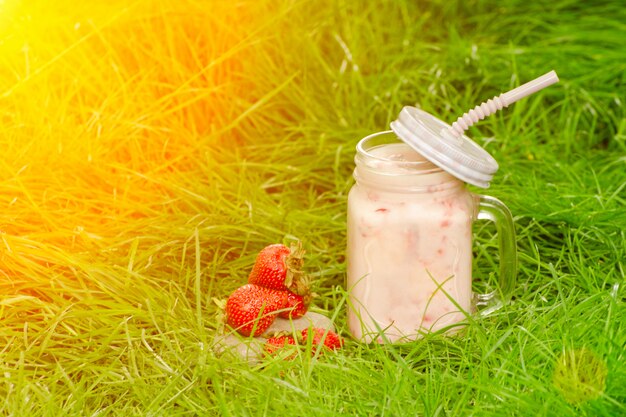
[390,106,499,188]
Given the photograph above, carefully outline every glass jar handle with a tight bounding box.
[474,195,518,313]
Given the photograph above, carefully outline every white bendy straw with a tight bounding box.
[449,70,559,136]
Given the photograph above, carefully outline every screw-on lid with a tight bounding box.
[390,106,499,188]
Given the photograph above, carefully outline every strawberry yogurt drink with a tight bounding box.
[347,133,476,342]
[346,109,518,343]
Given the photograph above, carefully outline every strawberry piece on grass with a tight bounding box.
[301,328,344,351]
[264,333,297,356]
[263,328,344,359]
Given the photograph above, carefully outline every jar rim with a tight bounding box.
[356,130,443,174]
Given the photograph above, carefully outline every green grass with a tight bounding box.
[0,0,624,415]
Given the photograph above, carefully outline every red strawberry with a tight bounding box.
[278,290,310,319]
[248,242,309,296]
[301,328,343,351]
[264,334,296,356]
[225,284,288,337]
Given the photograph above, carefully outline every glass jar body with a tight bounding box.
[346,132,478,343]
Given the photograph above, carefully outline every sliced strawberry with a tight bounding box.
[264,334,296,356]
[301,328,343,351]
[264,328,343,359]
[225,284,288,337]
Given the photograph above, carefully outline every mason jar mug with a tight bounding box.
[346,130,517,343]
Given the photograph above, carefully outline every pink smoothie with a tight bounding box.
[347,142,477,343]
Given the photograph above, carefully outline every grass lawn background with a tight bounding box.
[0,0,624,415]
